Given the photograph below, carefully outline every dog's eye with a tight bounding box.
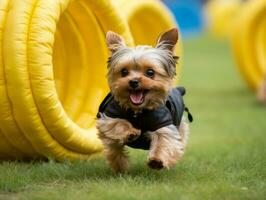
[145,69,155,78]
[121,68,129,77]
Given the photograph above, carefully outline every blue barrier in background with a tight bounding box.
[163,0,205,37]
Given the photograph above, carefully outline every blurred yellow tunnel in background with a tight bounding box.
[231,0,266,91]
[205,0,242,38]
[0,0,180,160]
[205,0,265,92]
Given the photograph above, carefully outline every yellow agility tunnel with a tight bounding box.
[205,0,242,38]
[0,0,181,160]
[231,0,266,91]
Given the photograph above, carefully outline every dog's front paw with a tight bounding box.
[147,158,164,170]
[96,117,141,145]
[126,128,141,143]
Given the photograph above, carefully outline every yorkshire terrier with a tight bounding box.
[96,28,192,173]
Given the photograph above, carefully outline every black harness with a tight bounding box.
[97,87,193,150]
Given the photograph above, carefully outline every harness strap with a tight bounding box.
[185,107,193,123]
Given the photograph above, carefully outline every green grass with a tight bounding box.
[0,35,265,200]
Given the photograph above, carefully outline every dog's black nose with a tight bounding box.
[129,80,139,89]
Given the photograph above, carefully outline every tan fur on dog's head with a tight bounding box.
[106,28,179,111]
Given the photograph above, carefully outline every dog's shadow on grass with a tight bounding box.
[0,158,190,193]
[1,157,185,183]
[0,151,192,193]
[54,158,183,182]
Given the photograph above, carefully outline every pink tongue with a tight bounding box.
[130,91,144,105]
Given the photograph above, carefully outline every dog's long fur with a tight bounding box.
[96,28,189,172]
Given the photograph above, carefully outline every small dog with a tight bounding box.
[96,28,192,173]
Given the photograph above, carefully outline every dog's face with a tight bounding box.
[106,28,179,111]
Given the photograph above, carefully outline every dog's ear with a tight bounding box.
[156,28,179,52]
[106,31,126,54]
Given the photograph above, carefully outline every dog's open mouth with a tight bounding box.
[129,90,148,105]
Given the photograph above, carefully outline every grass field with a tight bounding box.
[0,35,265,200]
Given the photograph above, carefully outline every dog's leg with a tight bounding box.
[147,119,189,169]
[178,117,190,149]
[101,139,129,173]
[96,116,140,172]
[257,76,266,104]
